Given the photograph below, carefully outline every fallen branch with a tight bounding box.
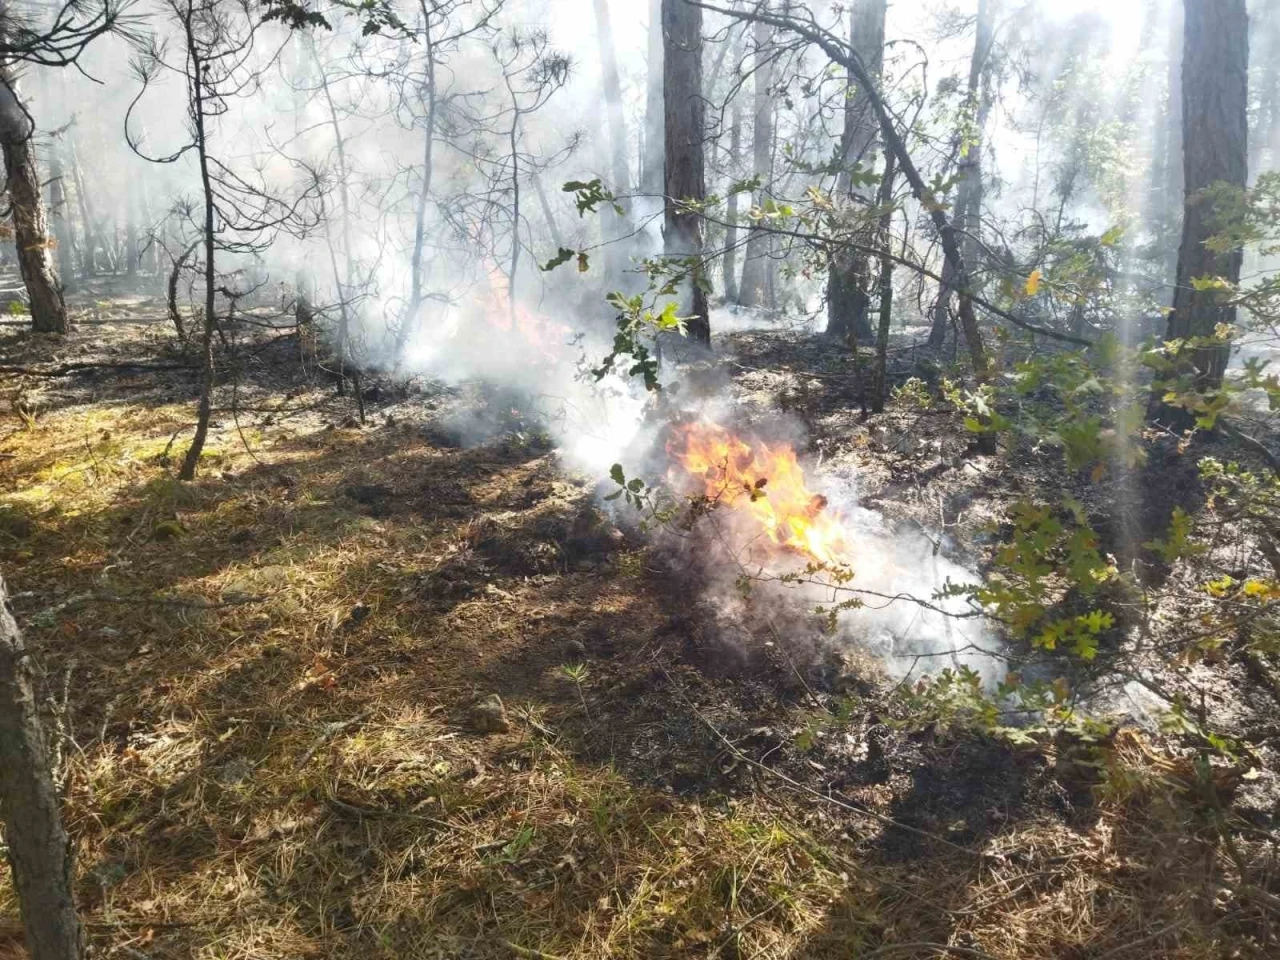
[0,360,193,378]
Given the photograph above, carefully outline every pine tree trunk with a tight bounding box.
[663,0,710,345]
[827,0,885,342]
[738,12,776,308]
[1149,0,1248,424]
[0,573,86,960]
[0,70,67,335]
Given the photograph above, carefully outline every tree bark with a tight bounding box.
[871,150,896,413]
[928,0,995,348]
[737,11,776,309]
[827,0,885,342]
[663,0,710,345]
[1149,0,1248,424]
[0,70,67,335]
[0,573,85,960]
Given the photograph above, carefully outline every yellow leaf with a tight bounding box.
[1025,269,1042,296]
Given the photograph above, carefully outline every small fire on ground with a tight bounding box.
[666,420,850,567]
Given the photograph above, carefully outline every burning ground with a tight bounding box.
[2,304,1278,959]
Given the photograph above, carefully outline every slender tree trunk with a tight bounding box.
[871,151,896,413]
[738,12,776,308]
[0,68,67,334]
[593,0,631,206]
[180,27,218,483]
[1249,0,1280,179]
[532,173,564,248]
[663,0,710,345]
[723,92,743,304]
[46,142,76,294]
[67,138,98,278]
[1149,0,1248,424]
[0,573,85,960]
[643,0,665,197]
[395,1,438,364]
[929,0,995,347]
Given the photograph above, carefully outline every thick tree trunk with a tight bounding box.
[928,0,995,348]
[663,0,710,345]
[0,72,67,335]
[0,574,85,960]
[1149,0,1248,424]
[738,13,776,309]
[643,0,665,197]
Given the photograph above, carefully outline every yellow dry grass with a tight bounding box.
[0,390,1268,959]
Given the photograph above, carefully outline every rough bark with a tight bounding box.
[1149,0,1248,424]
[928,0,995,348]
[827,0,885,342]
[737,11,776,309]
[0,573,86,960]
[663,0,710,345]
[0,69,67,334]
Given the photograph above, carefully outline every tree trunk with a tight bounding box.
[0,574,86,960]
[643,0,665,197]
[663,0,710,345]
[723,91,743,304]
[928,0,995,348]
[46,142,76,294]
[593,0,632,206]
[395,0,439,365]
[826,0,885,342]
[0,71,67,335]
[179,34,218,483]
[738,11,776,309]
[871,150,896,413]
[1148,0,1248,424]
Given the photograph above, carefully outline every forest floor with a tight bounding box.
[1,291,1277,959]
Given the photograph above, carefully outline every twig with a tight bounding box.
[298,709,374,768]
[502,940,568,960]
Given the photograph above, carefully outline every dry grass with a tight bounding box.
[0,349,1272,958]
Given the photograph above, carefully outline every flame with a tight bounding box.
[667,421,849,566]
[477,257,571,363]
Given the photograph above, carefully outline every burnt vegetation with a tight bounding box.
[2,1,1280,958]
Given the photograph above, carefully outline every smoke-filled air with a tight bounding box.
[3,0,1280,957]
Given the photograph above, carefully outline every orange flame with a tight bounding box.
[667,421,849,566]
[477,257,571,362]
